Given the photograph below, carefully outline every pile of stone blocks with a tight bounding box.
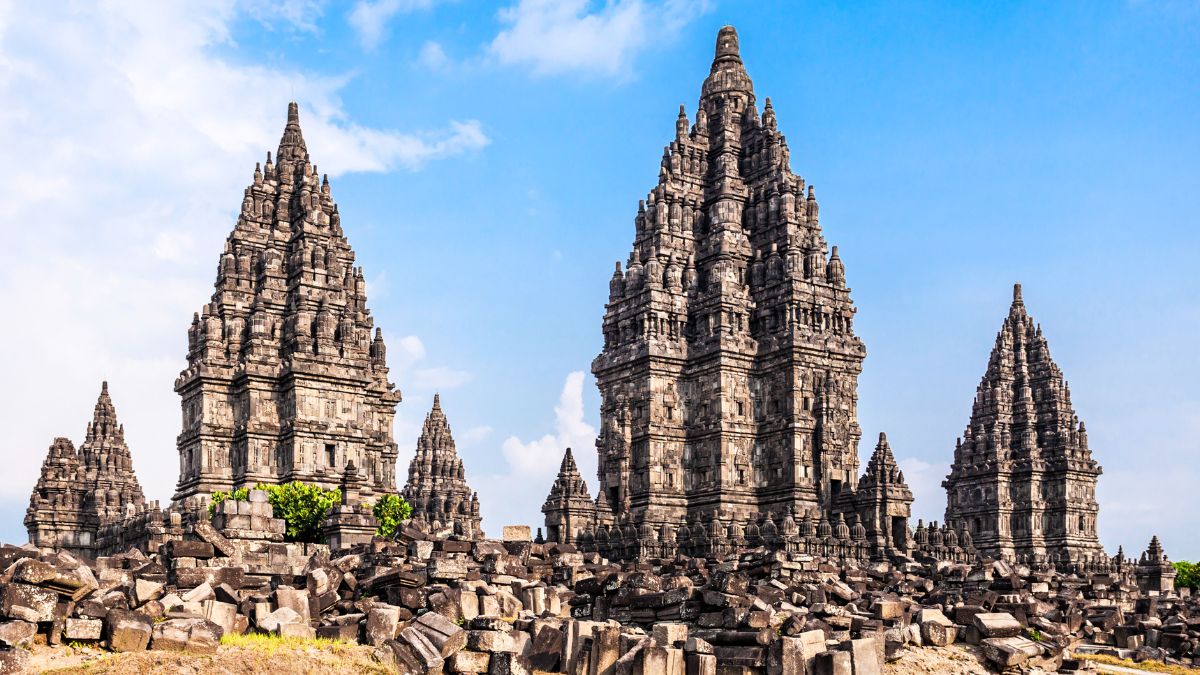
[3,521,1199,674]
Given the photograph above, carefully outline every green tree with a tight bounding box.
[372,494,413,538]
[1174,561,1199,591]
[255,482,341,543]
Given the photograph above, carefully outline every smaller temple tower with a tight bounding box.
[944,284,1104,566]
[25,382,149,557]
[1135,535,1177,594]
[401,395,483,539]
[541,448,599,545]
[837,433,914,559]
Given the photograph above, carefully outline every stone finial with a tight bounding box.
[714,25,741,63]
[277,101,308,161]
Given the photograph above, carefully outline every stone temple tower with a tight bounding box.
[401,395,483,539]
[944,284,1104,565]
[591,26,867,535]
[26,382,149,556]
[173,103,402,505]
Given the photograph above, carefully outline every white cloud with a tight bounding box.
[500,371,596,478]
[395,335,428,366]
[349,0,440,50]
[461,426,494,443]
[0,1,484,533]
[243,0,328,32]
[468,371,598,536]
[417,40,451,71]
[489,0,709,77]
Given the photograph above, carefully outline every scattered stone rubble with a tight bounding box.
[1,505,1195,674]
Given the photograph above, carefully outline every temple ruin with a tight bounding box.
[546,25,914,561]
[173,102,402,505]
[24,382,151,557]
[943,284,1104,565]
[401,395,483,539]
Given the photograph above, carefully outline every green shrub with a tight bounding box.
[257,482,341,543]
[1174,561,1199,590]
[373,494,413,538]
[209,487,250,516]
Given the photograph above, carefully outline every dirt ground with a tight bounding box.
[25,641,1178,675]
[24,641,391,674]
[23,642,997,675]
[886,644,993,674]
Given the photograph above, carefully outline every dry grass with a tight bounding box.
[1076,652,1197,674]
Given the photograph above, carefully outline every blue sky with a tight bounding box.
[0,0,1196,559]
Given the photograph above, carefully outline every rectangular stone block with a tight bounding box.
[163,540,215,559]
[502,525,531,542]
[814,650,851,675]
[63,617,104,641]
[0,583,58,622]
[973,612,1022,638]
[848,637,881,675]
[105,609,152,652]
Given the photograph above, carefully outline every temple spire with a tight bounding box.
[713,25,742,67]
[701,25,754,108]
[401,394,483,538]
[1010,282,1025,316]
[277,101,308,162]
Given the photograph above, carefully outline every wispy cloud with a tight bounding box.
[348,0,442,50]
[489,0,710,77]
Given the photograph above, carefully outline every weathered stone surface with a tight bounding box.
[982,636,1041,668]
[258,607,303,634]
[398,626,446,673]
[489,651,532,675]
[448,650,491,673]
[0,621,36,648]
[848,637,882,675]
[273,587,310,621]
[0,647,30,675]
[814,649,852,675]
[150,618,222,654]
[502,526,531,542]
[366,606,401,646]
[973,612,1022,639]
[105,609,152,652]
[133,578,163,606]
[63,618,104,641]
[413,609,467,656]
[917,608,956,647]
[0,582,57,622]
[163,540,214,559]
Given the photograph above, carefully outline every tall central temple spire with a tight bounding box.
[173,102,402,505]
[586,25,875,542]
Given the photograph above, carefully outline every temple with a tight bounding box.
[172,102,402,505]
[943,284,1104,565]
[25,382,151,557]
[401,395,483,538]
[545,25,913,560]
